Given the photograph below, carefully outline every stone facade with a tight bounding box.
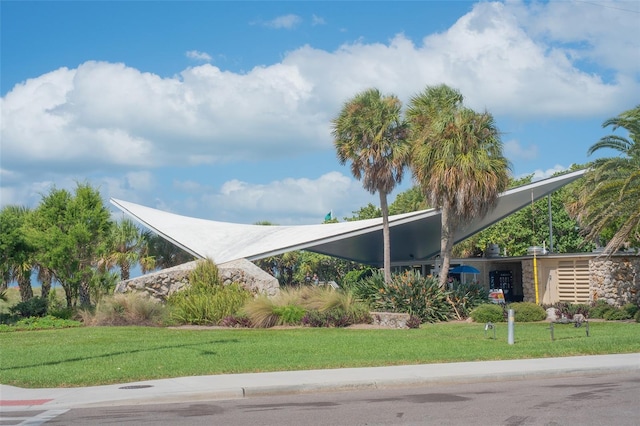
[115,258,279,302]
[520,255,639,307]
[590,256,640,307]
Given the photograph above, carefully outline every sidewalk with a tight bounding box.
[1,353,638,409]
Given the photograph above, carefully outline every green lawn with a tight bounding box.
[1,321,638,388]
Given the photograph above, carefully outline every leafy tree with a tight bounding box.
[389,186,429,215]
[407,84,510,289]
[26,183,112,307]
[344,203,381,221]
[572,105,640,254]
[0,205,35,301]
[332,88,409,282]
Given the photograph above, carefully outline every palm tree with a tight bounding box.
[101,218,155,281]
[577,105,640,254]
[407,84,510,290]
[0,205,35,302]
[142,231,194,270]
[331,88,409,282]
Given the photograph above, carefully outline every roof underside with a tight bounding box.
[111,169,585,266]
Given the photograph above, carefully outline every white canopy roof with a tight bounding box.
[111,169,585,266]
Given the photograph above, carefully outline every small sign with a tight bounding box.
[489,289,505,304]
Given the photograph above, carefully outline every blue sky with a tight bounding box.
[2,1,639,225]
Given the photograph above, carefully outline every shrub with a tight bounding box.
[9,296,48,318]
[362,271,451,323]
[603,308,631,321]
[622,303,638,318]
[470,304,504,323]
[300,307,363,328]
[243,286,372,328]
[0,315,82,332]
[167,258,251,325]
[449,282,489,319]
[85,293,167,326]
[272,305,306,325]
[589,301,614,319]
[406,315,421,329]
[509,302,546,322]
[220,314,252,328]
[548,302,591,320]
[340,268,374,291]
[635,310,640,323]
[169,282,250,325]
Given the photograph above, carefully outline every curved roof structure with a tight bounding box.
[111,169,585,266]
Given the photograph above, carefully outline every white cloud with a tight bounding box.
[201,172,372,224]
[2,1,638,217]
[504,139,538,161]
[186,50,212,62]
[311,14,326,26]
[264,14,302,29]
[530,165,569,181]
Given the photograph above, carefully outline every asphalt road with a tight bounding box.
[8,372,639,426]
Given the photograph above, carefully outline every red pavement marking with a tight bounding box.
[0,399,53,406]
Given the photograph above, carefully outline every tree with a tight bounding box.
[573,105,640,254]
[407,84,510,289]
[344,203,381,221]
[0,205,35,301]
[142,231,195,270]
[100,218,155,281]
[389,186,429,215]
[26,183,112,307]
[331,88,409,282]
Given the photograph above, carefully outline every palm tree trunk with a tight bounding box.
[379,191,392,283]
[439,206,461,320]
[78,281,91,307]
[17,273,34,302]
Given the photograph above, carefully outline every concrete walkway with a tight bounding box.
[1,353,638,409]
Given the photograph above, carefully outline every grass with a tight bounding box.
[1,321,638,388]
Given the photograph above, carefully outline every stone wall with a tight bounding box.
[370,312,410,329]
[521,255,640,306]
[115,258,279,302]
[590,256,640,307]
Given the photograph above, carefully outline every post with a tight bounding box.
[507,309,515,345]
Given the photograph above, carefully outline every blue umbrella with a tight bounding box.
[449,265,480,274]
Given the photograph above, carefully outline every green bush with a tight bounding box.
[603,308,632,321]
[169,283,250,325]
[0,315,82,332]
[635,310,640,323]
[622,303,638,318]
[340,268,374,291]
[272,305,306,325]
[470,304,504,323]
[589,300,614,319]
[9,296,48,318]
[449,282,489,318]
[168,259,252,325]
[361,270,451,323]
[509,302,546,322]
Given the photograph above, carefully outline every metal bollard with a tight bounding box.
[507,309,515,345]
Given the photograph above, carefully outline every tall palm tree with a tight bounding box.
[577,105,640,254]
[407,84,510,290]
[331,88,409,282]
